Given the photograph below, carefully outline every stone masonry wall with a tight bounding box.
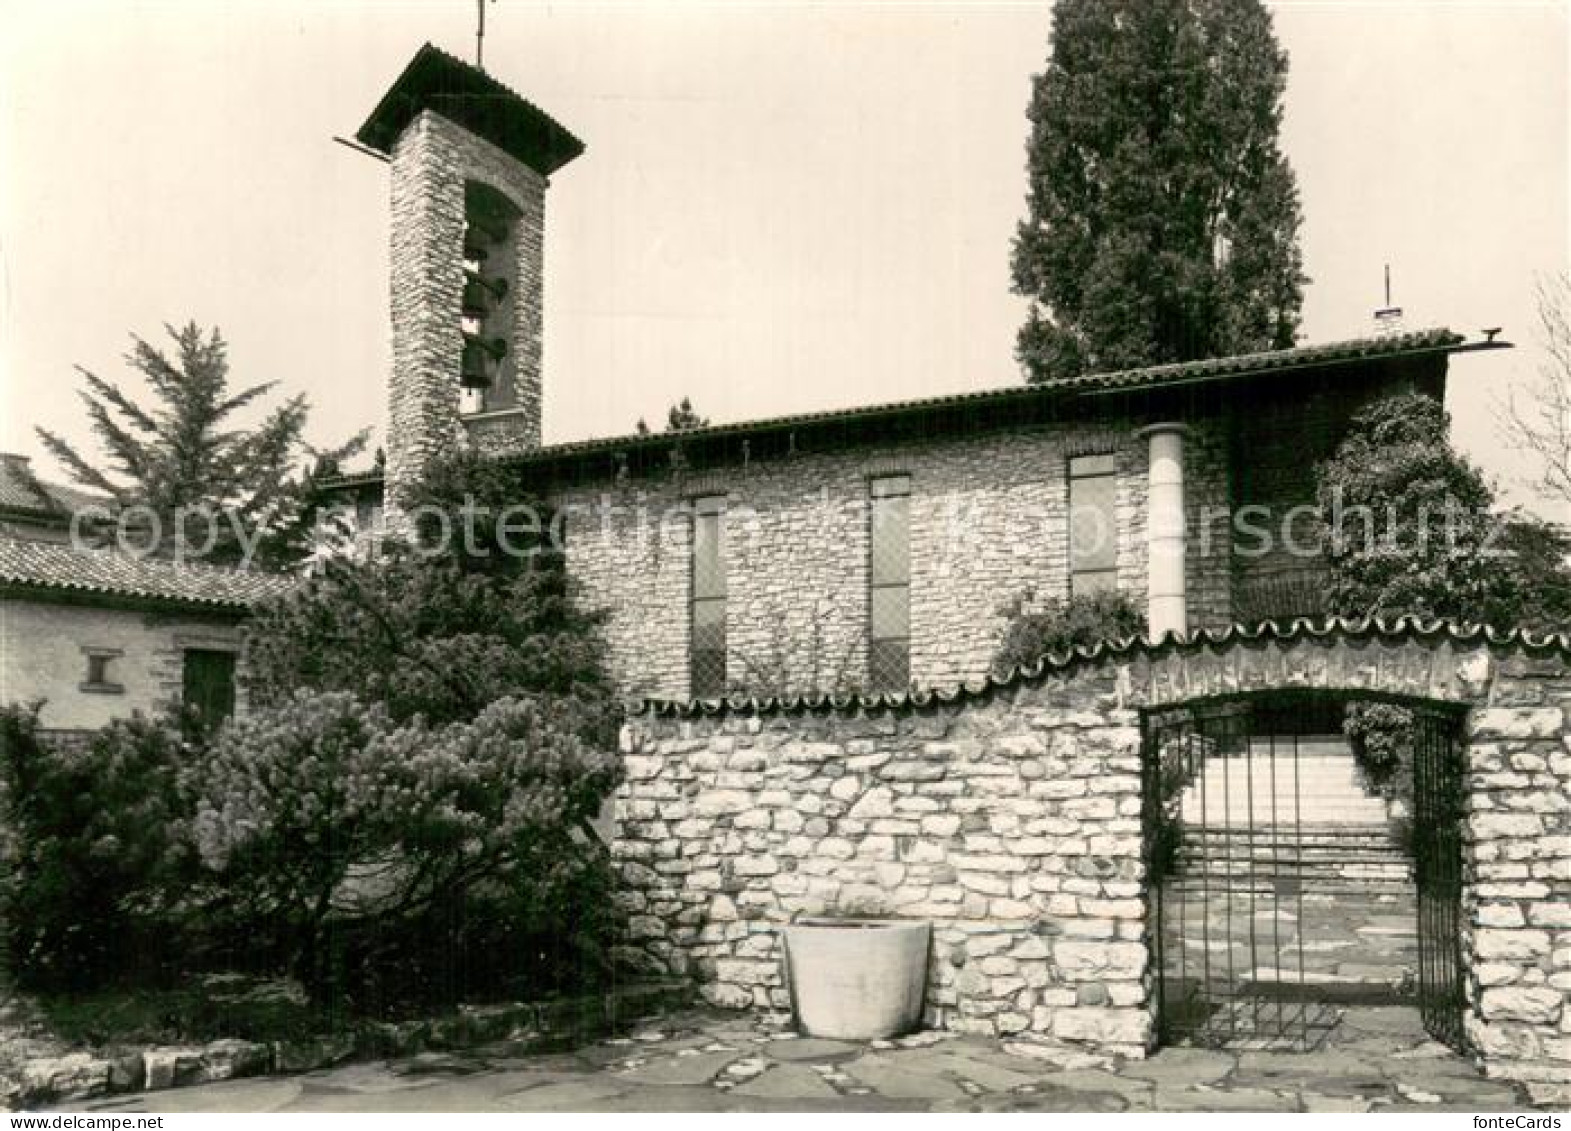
[386,110,547,516]
[616,667,1153,1056]
[554,413,1233,702]
[0,598,248,730]
[1463,680,1571,1089]
[387,111,466,516]
[613,622,1571,1076]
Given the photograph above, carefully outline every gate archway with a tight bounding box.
[1141,687,1468,1051]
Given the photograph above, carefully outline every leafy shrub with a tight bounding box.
[1314,395,1521,626]
[1344,700,1415,849]
[246,453,613,736]
[338,841,621,1012]
[1345,702,1413,789]
[195,688,622,1005]
[246,554,610,733]
[1496,513,1571,632]
[993,588,1147,676]
[1316,394,1571,633]
[0,705,197,990]
[1315,396,1571,850]
[2,451,624,1010]
[230,453,624,1004]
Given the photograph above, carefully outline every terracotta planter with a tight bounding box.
[781,918,931,1040]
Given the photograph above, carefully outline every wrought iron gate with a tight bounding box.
[1143,692,1467,1052]
[1410,707,1467,1050]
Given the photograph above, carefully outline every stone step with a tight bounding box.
[1183,826,1404,847]
[1165,873,1412,891]
[1173,874,1412,886]
[1175,853,1411,870]
[1177,750,1390,827]
[1184,824,1395,837]
[1168,862,1411,879]
[1170,849,1409,862]
[1168,834,1414,890]
[1163,882,1413,898]
[1184,824,1402,840]
[1175,865,1410,882]
[1178,850,1408,867]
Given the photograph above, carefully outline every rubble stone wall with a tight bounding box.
[1462,698,1571,1087]
[0,598,249,730]
[616,666,1151,1054]
[386,109,547,517]
[555,413,1233,703]
[612,624,1571,1077]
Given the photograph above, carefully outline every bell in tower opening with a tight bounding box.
[459,181,520,414]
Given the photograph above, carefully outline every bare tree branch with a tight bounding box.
[1496,273,1571,509]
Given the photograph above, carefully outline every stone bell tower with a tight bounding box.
[355,43,584,513]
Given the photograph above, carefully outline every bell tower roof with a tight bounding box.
[355,43,584,176]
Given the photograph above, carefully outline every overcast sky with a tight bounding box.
[2,1,1566,516]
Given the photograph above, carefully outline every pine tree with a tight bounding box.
[1011,0,1307,383]
[635,397,709,435]
[36,322,364,568]
[665,397,709,432]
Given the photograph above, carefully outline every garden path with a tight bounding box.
[51,1005,1552,1113]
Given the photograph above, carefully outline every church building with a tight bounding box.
[329,45,1510,703]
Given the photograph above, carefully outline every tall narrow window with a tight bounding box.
[690,495,727,698]
[1069,453,1118,594]
[869,475,910,693]
[182,648,236,729]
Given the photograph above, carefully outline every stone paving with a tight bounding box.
[50,1005,1554,1113]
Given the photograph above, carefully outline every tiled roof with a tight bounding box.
[631,616,1571,717]
[0,457,109,519]
[1035,328,1467,392]
[356,43,585,176]
[0,537,292,613]
[0,467,39,511]
[322,328,1493,490]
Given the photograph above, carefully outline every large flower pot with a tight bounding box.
[781,918,931,1040]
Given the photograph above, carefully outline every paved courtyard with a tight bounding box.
[54,1005,1547,1113]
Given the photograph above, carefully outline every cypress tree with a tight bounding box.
[1011,0,1307,382]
